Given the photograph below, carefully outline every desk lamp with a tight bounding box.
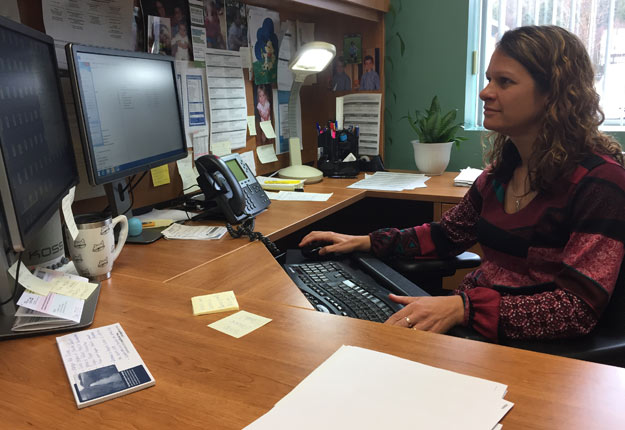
[278,41,336,184]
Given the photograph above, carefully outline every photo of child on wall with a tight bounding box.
[144,0,193,59]
[253,83,274,144]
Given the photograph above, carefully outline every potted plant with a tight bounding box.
[403,96,466,175]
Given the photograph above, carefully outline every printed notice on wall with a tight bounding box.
[42,0,134,69]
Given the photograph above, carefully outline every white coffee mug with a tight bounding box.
[66,214,128,281]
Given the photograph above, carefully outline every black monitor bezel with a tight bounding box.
[65,43,187,186]
[0,15,78,252]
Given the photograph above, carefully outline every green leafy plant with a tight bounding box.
[403,96,467,147]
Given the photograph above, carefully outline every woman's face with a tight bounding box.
[479,49,547,142]
[258,88,267,104]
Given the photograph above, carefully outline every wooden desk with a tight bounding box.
[2,174,625,429]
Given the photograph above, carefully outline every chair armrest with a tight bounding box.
[387,251,481,277]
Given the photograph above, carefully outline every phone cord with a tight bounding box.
[226,218,281,256]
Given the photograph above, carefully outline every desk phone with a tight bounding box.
[195,153,270,224]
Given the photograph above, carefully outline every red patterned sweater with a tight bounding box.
[369,154,625,342]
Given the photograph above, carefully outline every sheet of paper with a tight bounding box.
[348,172,429,191]
[188,0,206,61]
[136,209,192,223]
[208,310,271,338]
[211,140,231,156]
[61,186,78,240]
[247,115,257,136]
[34,267,87,283]
[16,290,84,323]
[244,345,512,430]
[239,46,252,69]
[8,261,53,296]
[256,144,278,163]
[259,121,276,139]
[161,223,227,240]
[275,90,301,154]
[42,0,134,69]
[205,49,248,150]
[49,278,98,301]
[277,20,295,91]
[192,130,209,159]
[175,61,210,148]
[191,291,239,316]
[337,93,382,156]
[239,151,257,176]
[176,152,200,194]
[269,191,332,201]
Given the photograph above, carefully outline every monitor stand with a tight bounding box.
[105,179,164,245]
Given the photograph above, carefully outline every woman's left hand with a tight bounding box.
[384,294,465,333]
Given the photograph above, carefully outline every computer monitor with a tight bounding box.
[65,44,187,243]
[0,16,78,320]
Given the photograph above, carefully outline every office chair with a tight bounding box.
[386,254,625,368]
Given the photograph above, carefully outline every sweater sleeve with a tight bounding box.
[369,178,483,259]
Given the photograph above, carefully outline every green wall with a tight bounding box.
[383,0,624,172]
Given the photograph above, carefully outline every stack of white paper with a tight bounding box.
[348,172,429,191]
[266,191,333,201]
[245,345,513,430]
[161,223,227,240]
[454,167,483,187]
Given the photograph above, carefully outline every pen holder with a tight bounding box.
[317,129,359,177]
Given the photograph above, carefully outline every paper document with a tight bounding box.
[348,172,429,191]
[245,345,513,430]
[257,176,304,191]
[17,290,84,323]
[267,191,332,201]
[161,223,227,240]
[42,0,134,69]
[454,167,483,187]
[208,310,271,338]
[205,49,248,150]
[336,93,382,156]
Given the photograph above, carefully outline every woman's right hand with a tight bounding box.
[299,231,371,256]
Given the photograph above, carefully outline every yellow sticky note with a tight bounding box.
[191,291,239,316]
[207,310,271,338]
[247,115,257,136]
[50,278,98,300]
[211,140,231,157]
[259,120,276,139]
[151,164,171,186]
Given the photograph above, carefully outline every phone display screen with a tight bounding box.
[225,158,247,183]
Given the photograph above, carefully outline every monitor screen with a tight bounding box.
[66,44,187,186]
[0,16,78,252]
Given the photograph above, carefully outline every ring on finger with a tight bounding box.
[405,316,413,327]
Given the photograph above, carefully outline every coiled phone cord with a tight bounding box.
[226,217,281,256]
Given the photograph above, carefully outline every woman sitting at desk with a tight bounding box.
[299,25,625,342]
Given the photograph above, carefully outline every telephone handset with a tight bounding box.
[195,153,270,224]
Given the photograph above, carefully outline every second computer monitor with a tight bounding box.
[65,44,187,217]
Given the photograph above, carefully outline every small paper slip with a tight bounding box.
[211,140,231,156]
[8,261,53,296]
[161,223,227,240]
[191,291,239,316]
[208,310,271,338]
[34,267,97,300]
[247,115,257,136]
[259,120,276,139]
[257,176,304,191]
[268,191,333,201]
[62,186,78,240]
[16,290,84,323]
[150,164,171,186]
[454,167,483,187]
[256,144,278,163]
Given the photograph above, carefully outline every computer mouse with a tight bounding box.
[301,240,335,260]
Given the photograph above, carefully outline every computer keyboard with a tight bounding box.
[283,260,402,323]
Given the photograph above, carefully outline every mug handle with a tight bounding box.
[110,215,129,262]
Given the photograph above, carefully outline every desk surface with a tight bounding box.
[2,173,625,429]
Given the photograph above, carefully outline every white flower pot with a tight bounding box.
[411,140,453,175]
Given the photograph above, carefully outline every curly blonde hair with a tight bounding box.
[483,25,624,192]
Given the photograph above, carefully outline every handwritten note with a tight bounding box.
[256,144,278,164]
[208,310,271,338]
[151,165,171,186]
[191,291,239,316]
[17,290,84,323]
[8,261,53,296]
[50,278,98,301]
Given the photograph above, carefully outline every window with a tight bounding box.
[471,0,625,128]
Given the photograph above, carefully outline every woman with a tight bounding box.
[300,26,625,342]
